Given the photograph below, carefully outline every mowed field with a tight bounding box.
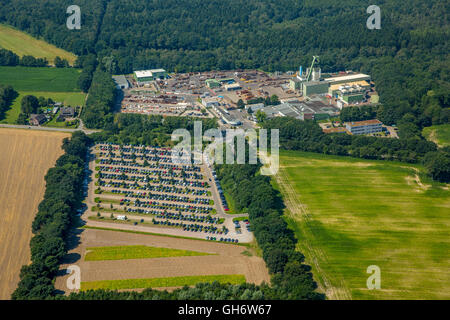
[55,227,270,293]
[422,124,450,148]
[0,24,77,65]
[275,150,450,300]
[0,128,70,299]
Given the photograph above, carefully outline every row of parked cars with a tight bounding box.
[206,236,238,243]
[121,199,213,214]
[112,191,210,204]
[125,209,219,224]
[99,172,207,188]
[98,165,203,180]
[108,186,208,197]
[99,158,201,172]
[211,170,229,211]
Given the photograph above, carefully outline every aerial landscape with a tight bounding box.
[0,0,448,310]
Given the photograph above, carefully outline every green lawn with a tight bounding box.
[81,274,246,291]
[277,150,450,300]
[422,124,450,148]
[85,245,212,261]
[0,24,77,65]
[0,66,81,92]
[0,91,85,124]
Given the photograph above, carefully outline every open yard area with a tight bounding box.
[0,24,77,65]
[275,150,450,300]
[422,124,450,148]
[0,128,70,299]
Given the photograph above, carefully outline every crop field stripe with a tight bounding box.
[0,67,81,92]
[81,274,246,291]
[84,245,213,261]
[276,150,450,300]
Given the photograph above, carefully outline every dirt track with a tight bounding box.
[0,128,69,299]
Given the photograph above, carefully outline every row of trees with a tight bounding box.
[0,84,18,119]
[12,132,91,299]
[263,117,449,182]
[81,69,117,128]
[90,113,218,145]
[0,49,48,67]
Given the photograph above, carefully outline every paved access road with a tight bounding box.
[0,123,100,135]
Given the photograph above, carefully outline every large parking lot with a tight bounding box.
[83,143,252,243]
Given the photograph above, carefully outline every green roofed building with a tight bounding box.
[302,81,329,96]
[134,69,168,84]
[206,79,221,89]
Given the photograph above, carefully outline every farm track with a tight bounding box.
[0,128,69,299]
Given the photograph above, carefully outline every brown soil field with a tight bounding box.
[55,227,270,294]
[0,128,70,299]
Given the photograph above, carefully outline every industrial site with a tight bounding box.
[112,57,388,137]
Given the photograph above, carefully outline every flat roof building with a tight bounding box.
[112,75,130,90]
[345,119,383,135]
[134,69,168,84]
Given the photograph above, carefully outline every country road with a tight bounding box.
[0,123,100,135]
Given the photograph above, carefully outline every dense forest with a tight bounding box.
[1,0,447,131]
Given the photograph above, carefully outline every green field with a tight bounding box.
[85,245,213,261]
[81,274,246,291]
[0,66,81,92]
[0,24,77,65]
[0,91,85,124]
[276,150,450,300]
[422,124,450,148]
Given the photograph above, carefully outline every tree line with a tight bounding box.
[0,48,70,67]
[0,84,18,120]
[12,132,91,299]
[262,117,449,182]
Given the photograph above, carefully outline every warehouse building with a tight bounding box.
[205,79,221,89]
[134,69,168,84]
[225,83,242,91]
[345,119,383,135]
[112,75,130,90]
[302,81,329,96]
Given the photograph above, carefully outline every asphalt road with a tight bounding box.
[0,123,100,135]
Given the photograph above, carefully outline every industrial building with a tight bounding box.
[224,83,242,91]
[202,97,220,108]
[259,98,339,121]
[205,79,221,89]
[112,75,130,90]
[134,69,168,84]
[345,119,383,135]
[245,103,265,113]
